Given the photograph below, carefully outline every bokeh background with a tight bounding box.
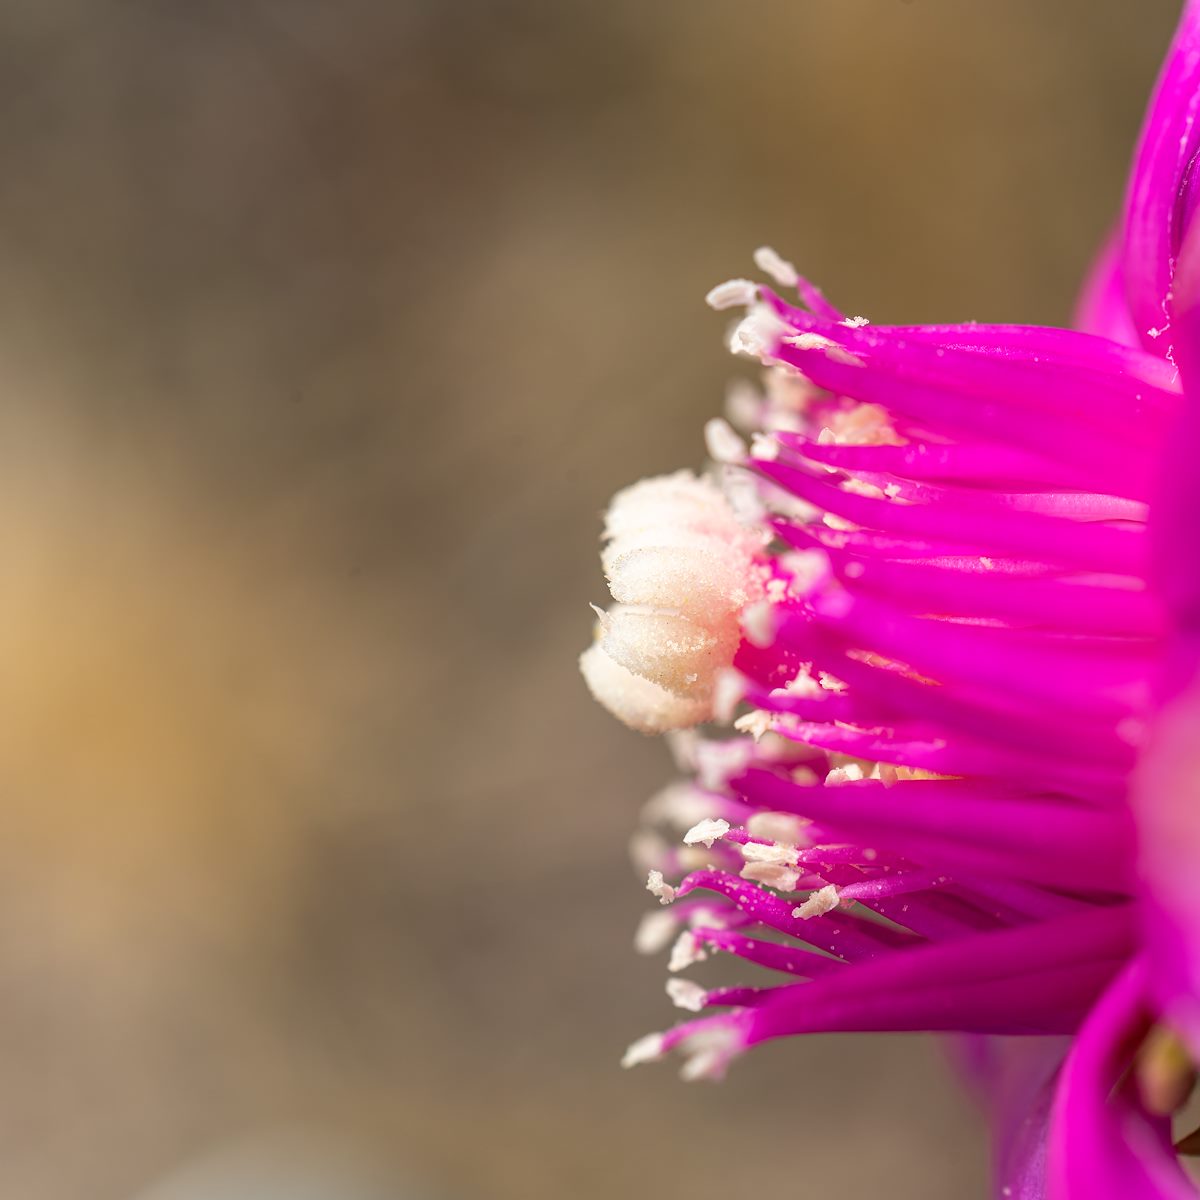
[0,1,1184,1197]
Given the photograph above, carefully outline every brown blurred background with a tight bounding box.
[0,2,1182,1197]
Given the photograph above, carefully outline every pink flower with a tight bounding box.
[580,5,1200,1197]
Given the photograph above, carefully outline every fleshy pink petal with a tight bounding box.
[1136,220,1200,1058]
[1048,959,1193,1200]
[954,1036,1069,1200]
[1075,225,1140,346]
[1123,0,1200,352]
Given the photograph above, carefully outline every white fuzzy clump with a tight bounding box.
[793,884,840,919]
[682,817,730,848]
[646,869,677,905]
[641,780,725,831]
[740,861,801,892]
[668,929,709,973]
[741,841,800,866]
[634,908,679,955]
[753,245,799,289]
[621,1031,666,1069]
[746,811,810,846]
[678,1026,741,1082]
[582,471,769,733]
[817,401,902,446]
[666,978,708,1013]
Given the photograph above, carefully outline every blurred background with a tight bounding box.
[0,1,1183,1197]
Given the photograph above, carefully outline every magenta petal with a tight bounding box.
[1133,680,1200,1059]
[957,1037,1068,1200]
[1048,959,1193,1200]
[1135,220,1200,1057]
[1075,224,1140,347]
[1123,0,1200,352]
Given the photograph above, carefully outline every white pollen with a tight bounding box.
[753,245,799,288]
[825,764,865,787]
[704,417,748,464]
[725,378,763,430]
[629,830,671,874]
[687,904,731,930]
[683,817,731,848]
[666,978,708,1013]
[749,432,779,461]
[667,729,700,771]
[783,331,865,368]
[646,869,677,905]
[641,781,723,830]
[728,304,788,360]
[634,908,679,955]
[793,884,840,919]
[841,315,870,328]
[668,929,709,972]
[784,331,836,351]
[740,861,801,891]
[712,668,748,722]
[741,841,800,866]
[706,278,758,311]
[746,811,809,845]
[678,1027,740,1082]
[764,577,789,604]
[622,1032,666,1069]
[740,599,776,647]
[693,736,756,791]
[733,709,773,741]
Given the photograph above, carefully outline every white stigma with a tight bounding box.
[666,978,708,1013]
[622,1031,666,1069]
[646,869,677,905]
[583,471,770,733]
[793,884,840,919]
[682,817,730,848]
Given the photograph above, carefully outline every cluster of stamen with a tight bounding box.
[583,246,1170,1088]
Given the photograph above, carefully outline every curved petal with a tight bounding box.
[1123,0,1200,353]
[952,1036,1068,1200]
[1048,958,1193,1200]
[1138,217,1200,1057]
[1074,224,1140,346]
